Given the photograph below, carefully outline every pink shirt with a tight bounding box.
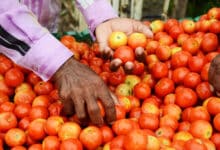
[0,0,118,80]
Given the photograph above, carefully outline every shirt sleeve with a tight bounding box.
[0,0,73,81]
[75,0,118,39]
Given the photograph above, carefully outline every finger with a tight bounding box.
[101,47,114,59]
[60,98,75,116]
[132,20,153,38]
[110,91,119,105]
[85,94,104,125]
[110,58,122,71]
[208,61,216,84]
[135,47,146,62]
[99,89,118,123]
[124,61,134,74]
[71,95,88,125]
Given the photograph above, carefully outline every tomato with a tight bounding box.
[110,135,125,149]
[108,69,125,86]
[184,138,207,150]
[207,7,220,19]
[44,116,64,136]
[189,106,210,122]
[27,72,42,85]
[0,101,15,112]
[162,104,182,120]
[151,61,169,79]
[14,103,31,119]
[18,117,30,131]
[15,82,32,93]
[58,122,81,141]
[0,92,9,104]
[5,128,26,147]
[115,105,126,120]
[14,89,36,105]
[28,144,42,150]
[48,102,63,116]
[206,97,220,115]
[175,87,197,108]
[34,81,53,95]
[155,45,171,61]
[196,82,213,100]
[100,125,114,144]
[29,106,49,121]
[182,38,199,55]
[155,78,175,98]
[4,68,24,87]
[123,129,148,150]
[79,125,102,150]
[145,40,159,54]
[155,126,174,140]
[11,146,27,150]
[42,136,60,150]
[171,67,190,84]
[0,80,14,96]
[209,20,220,33]
[158,34,173,46]
[113,46,135,63]
[132,61,145,75]
[0,112,17,132]
[201,33,218,53]
[138,113,159,130]
[89,57,104,67]
[213,113,220,131]
[129,107,141,119]
[160,114,179,131]
[190,120,213,139]
[0,54,13,75]
[169,25,184,40]
[178,121,191,132]
[27,118,46,141]
[171,51,191,69]
[177,33,190,46]
[112,119,134,135]
[32,95,51,107]
[183,72,201,88]
[60,35,75,49]
[164,19,179,32]
[211,133,220,148]
[133,82,151,99]
[60,139,83,150]
[188,55,206,72]
[108,31,128,50]
[181,19,196,34]
[127,32,147,49]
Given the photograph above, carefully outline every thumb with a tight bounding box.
[132,20,153,38]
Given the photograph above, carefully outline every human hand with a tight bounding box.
[53,57,117,125]
[208,54,220,96]
[95,18,153,71]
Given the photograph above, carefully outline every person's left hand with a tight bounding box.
[95,18,153,71]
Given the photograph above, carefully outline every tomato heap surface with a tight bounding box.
[1,7,220,150]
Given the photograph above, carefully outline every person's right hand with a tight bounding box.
[53,57,118,125]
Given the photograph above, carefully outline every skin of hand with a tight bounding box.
[208,54,220,96]
[53,57,118,125]
[95,18,153,58]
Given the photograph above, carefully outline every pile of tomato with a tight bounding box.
[1,7,220,150]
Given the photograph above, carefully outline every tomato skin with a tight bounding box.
[133,82,151,99]
[196,82,213,100]
[206,97,220,115]
[155,77,175,98]
[183,72,201,88]
[171,51,191,69]
[28,119,47,141]
[34,81,53,95]
[42,136,60,150]
[184,138,207,150]
[60,35,75,49]
[151,61,169,79]
[112,119,134,136]
[0,112,17,132]
[201,33,218,53]
[100,125,114,144]
[5,128,26,147]
[138,113,159,130]
[182,38,199,55]
[123,129,148,150]
[60,139,83,150]
[172,67,190,84]
[4,68,24,87]
[188,55,206,73]
[108,31,128,50]
[127,33,147,49]
[79,126,103,150]
[175,87,197,108]
[113,46,135,63]
[0,55,13,75]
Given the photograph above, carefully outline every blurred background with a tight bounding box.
[58,0,220,33]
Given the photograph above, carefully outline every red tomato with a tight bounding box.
[175,87,197,108]
[42,136,60,150]
[60,35,75,49]
[60,139,83,150]
[201,33,218,53]
[27,119,46,141]
[188,55,206,72]
[14,103,31,119]
[196,82,213,100]
[112,119,134,136]
[113,46,135,63]
[27,72,42,85]
[190,120,213,139]
[171,51,192,69]
[133,82,151,99]
[154,77,175,98]
[206,97,220,115]
[123,129,148,150]
[34,81,53,95]
[189,106,210,122]
[164,19,179,32]
[183,72,201,88]
[184,138,207,150]
[151,61,169,79]
[100,125,114,144]
[213,113,220,131]
[0,55,13,75]
[169,25,184,40]
[138,113,159,130]
[29,106,49,121]
[44,116,64,136]
[0,112,17,132]
[4,68,24,87]
[172,67,190,84]
[182,38,200,55]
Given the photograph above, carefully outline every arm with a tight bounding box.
[0,0,73,81]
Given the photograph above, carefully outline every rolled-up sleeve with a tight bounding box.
[76,0,118,39]
[0,0,73,81]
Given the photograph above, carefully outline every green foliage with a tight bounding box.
[186,0,220,18]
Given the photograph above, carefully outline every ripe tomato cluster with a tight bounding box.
[1,7,220,150]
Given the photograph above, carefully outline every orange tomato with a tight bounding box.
[127,33,147,49]
[5,128,26,147]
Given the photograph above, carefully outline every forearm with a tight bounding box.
[0,0,73,81]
